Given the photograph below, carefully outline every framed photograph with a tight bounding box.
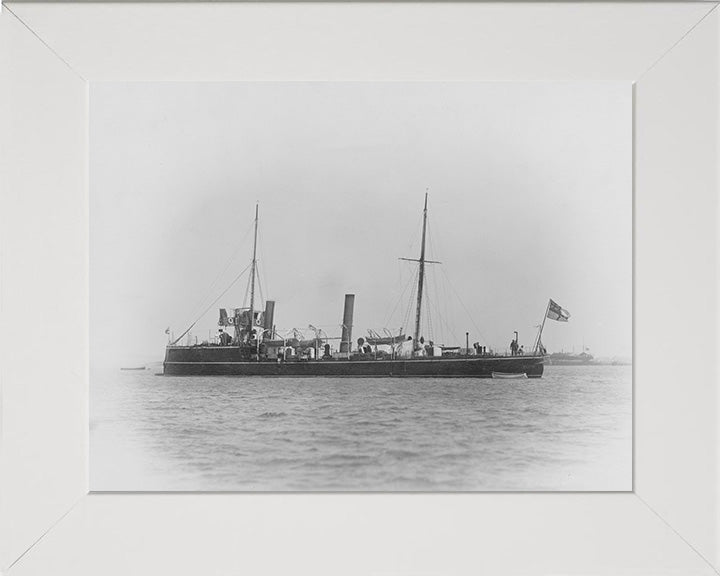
[1,2,718,574]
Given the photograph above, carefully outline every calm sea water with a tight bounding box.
[90,365,631,491]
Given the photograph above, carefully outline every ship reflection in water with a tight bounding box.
[91,364,631,491]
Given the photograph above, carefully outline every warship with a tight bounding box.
[163,195,552,378]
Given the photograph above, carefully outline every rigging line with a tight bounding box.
[256,262,265,310]
[427,213,454,338]
[242,266,252,309]
[425,216,443,343]
[423,216,434,342]
[401,291,412,335]
[382,262,419,329]
[426,279,459,345]
[422,276,432,343]
[428,262,442,343]
[402,270,419,337]
[426,216,459,341]
[390,263,417,330]
[404,210,426,259]
[439,264,488,343]
[441,262,452,345]
[180,218,255,327]
[171,262,252,345]
[399,265,419,327]
[426,214,451,336]
[425,291,436,344]
[427,284,438,342]
[438,270,450,344]
[437,265,452,345]
[425,216,442,343]
[425,215,478,346]
[257,228,271,306]
[430,281,449,345]
[427,215,438,258]
[426,292,433,343]
[433,270,455,342]
[380,257,407,328]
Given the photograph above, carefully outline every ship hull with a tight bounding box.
[163,346,544,378]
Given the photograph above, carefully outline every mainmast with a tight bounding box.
[414,192,428,347]
[399,192,440,352]
[248,202,259,341]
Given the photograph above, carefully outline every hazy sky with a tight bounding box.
[91,82,631,367]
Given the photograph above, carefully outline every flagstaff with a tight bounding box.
[534,299,551,354]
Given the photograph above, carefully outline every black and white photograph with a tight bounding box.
[90,81,631,491]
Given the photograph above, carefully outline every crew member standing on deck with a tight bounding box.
[218,329,232,346]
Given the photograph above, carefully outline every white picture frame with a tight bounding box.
[0,2,718,574]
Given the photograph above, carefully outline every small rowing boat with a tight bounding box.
[492,372,528,379]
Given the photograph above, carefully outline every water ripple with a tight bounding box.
[90,365,632,491]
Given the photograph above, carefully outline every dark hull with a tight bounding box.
[163,346,544,378]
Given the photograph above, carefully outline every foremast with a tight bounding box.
[244,202,260,351]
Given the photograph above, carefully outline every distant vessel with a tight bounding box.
[545,351,594,366]
[163,195,547,378]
